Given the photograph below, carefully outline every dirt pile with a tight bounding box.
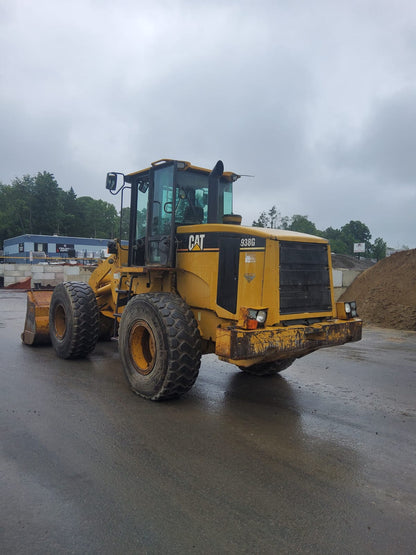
[340,249,416,330]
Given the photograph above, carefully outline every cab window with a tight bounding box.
[175,171,208,225]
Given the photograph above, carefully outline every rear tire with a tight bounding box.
[49,282,99,359]
[239,358,295,376]
[119,293,201,401]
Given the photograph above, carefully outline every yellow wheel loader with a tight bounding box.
[22,159,362,400]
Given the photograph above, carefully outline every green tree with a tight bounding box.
[77,197,118,238]
[119,206,130,240]
[31,172,64,234]
[0,183,14,242]
[268,205,278,228]
[0,176,35,241]
[252,210,270,228]
[322,226,349,253]
[60,187,83,236]
[288,215,319,235]
[371,237,387,261]
[250,207,389,259]
[340,220,372,256]
[252,205,288,229]
[10,175,35,233]
[0,172,120,247]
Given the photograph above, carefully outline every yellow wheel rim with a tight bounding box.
[129,321,156,375]
[54,304,66,339]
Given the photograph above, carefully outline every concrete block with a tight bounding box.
[38,265,50,273]
[332,270,343,288]
[342,270,361,288]
[64,267,80,276]
[41,272,56,280]
[79,269,94,279]
[4,277,17,287]
[40,278,61,287]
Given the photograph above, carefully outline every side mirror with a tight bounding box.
[106,172,124,191]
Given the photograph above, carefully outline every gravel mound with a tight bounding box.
[340,249,416,330]
[331,253,374,271]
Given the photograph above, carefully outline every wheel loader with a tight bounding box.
[22,158,362,400]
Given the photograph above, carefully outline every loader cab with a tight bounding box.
[115,159,237,268]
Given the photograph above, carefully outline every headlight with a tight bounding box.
[244,308,268,329]
[256,310,267,324]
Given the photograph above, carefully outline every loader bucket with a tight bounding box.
[21,290,53,345]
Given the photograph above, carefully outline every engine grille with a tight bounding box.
[279,241,332,315]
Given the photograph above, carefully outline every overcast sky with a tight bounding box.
[1,0,415,248]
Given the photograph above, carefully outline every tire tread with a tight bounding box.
[120,293,201,400]
[50,281,99,359]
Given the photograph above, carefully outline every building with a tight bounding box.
[3,234,111,263]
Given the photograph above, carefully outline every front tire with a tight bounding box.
[49,282,99,359]
[239,358,295,376]
[119,293,201,401]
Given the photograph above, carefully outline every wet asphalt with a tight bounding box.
[0,289,415,554]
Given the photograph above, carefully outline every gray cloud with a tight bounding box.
[1,0,415,248]
[327,89,416,183]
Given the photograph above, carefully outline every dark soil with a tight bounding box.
[331,253,374,271]
[340,249,416,331]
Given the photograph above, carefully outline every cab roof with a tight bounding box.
[126,159,240,183]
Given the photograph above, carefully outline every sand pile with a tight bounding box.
[340,249,416,330]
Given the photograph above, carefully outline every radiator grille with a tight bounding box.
[279,241,332,315]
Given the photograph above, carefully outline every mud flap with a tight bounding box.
[21,290,53,345]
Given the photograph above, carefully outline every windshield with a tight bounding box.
[175,170,233,225]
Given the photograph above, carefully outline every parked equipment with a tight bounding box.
[22,159,362,400]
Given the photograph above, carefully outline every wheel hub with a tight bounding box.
[129,321,156,375]
[54,304,66,339]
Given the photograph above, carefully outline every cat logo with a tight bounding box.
[188,234,205,251]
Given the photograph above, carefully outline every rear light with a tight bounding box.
[256,310,267,324]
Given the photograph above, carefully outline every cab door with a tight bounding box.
[146,162,176,266]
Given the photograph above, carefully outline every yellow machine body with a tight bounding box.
[85,222,361,366]
[22,159,361,397]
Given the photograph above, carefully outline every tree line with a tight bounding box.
[0,173,388,261]
[0,172,119,247]
[252,206,387,260]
